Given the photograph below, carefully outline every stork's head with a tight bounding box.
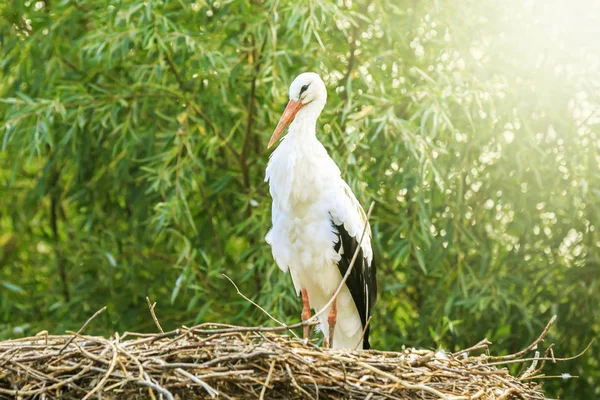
[268,72,327,149]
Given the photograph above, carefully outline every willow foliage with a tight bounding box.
[1,0,598,397]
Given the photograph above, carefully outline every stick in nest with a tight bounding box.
[222,274,299,339]
[59,306,107,355]
[146,297,164,334]
[488,315,557,361]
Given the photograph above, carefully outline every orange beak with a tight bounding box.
[268,99,304,149]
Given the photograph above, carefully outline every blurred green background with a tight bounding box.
[1,0,598,397]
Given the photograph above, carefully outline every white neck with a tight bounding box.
[286,102,324,141]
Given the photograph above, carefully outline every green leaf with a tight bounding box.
[1,281,24,293]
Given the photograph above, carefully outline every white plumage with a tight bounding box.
[265,72,377,349]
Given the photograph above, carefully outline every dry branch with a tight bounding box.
[0,314,574,400]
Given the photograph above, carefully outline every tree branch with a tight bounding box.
[164,50,186,90]
[239,31,269,293]
[240,32,269,189]
[49,166,70,303]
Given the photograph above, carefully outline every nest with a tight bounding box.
[0,308,565,400]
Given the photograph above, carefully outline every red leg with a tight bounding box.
[327,298,337,348]
[301,289,311,340]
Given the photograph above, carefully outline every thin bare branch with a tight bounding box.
[222,274,299,339]
[146,297,165,334]
[488,315,557,361]
[58,307,107,355]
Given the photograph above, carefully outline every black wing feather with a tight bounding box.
[332,221,377,349]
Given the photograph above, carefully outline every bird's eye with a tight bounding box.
[300,84,310,95]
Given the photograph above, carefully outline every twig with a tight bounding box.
[354,316,372,350]
[161,41,186,89]
[222,274,299,339]
[187,100,240,159]
[521,350,540,378]
[175,368,218,398]
[58,307,106,355]
[146,297,164,334]
[496,388,517,400]
[523,344,555,379]
[188,321,317,335]
[453,338,492,357]
[259,360,276,400]
[285,362,315,399]
[489,315,557,361]
[488,339,594,366]
[521,374,579,380]
[136,379,175,400]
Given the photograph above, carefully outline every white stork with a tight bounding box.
[265,72,377,349]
